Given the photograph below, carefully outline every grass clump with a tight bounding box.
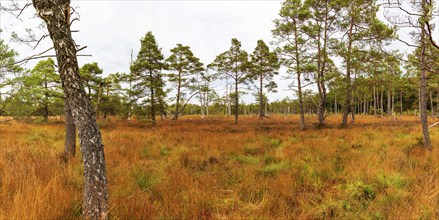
[132,168,160,191]
[259,161,289,176]
[270,138,282,148]
[234,155,260,165]
[243,145,261,156]
[238,188,265,204]
[375,172,408,190]
[263,154,280,165]
[159,145,170,156]
[344,181,376,203]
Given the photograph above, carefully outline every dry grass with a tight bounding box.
[1,115,439,219]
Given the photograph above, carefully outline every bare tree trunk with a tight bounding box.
[173,70,182,120]
[351,96,355,123]
[430,90,434,117]
[297,76,305,129]
[437,84,439,115]
[334,95,338,115]
[64,98,76,157]
[128,50,133,122]
[293,20,305,129]
[373,86,377,115]
[387,90,391,116]
[418,87,421,118]
[94,82,103,119]
[419,10,432,150]
[150,70,156,126]
[342,17,354,127]
[400,90,403,116]
[43,81,49,121]
[380,87,384,117]
[234,81,239,125]
[33,1,108,218]
[364,95,370,115]
[259,73,264,120]
[392,86,395,118]
[364,95,367,114]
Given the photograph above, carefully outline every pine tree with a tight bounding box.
[0,38,22,113]
[337,0,393,127]
[131,31,166,126]
[304,0,343,127]
[166,44,204,120]
[28,58,63,120]
[210,38,249,125]
[250,40,279,120]
[272,0,311,129]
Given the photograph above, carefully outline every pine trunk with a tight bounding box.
[419,8,432,150]
[293,22,305,129]
[94,83,103,119]
[387,90,391,116]
[259,73,264,120]
[373,86,377,115]
[430,90,434,117]
[234,80,239,125]
[174,70,182,120]
[400,90,403,116]
[150,70,156,126]
[342,17,354,127]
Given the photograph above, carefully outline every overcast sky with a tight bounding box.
[1,0,293,102]
[0,1,437,103]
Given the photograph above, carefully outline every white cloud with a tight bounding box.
[0,1,299,102]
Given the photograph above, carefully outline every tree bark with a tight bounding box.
[64,98,76,157]
[94,82,103,119]
[234,80,239,125]
[351,96,355,123]
[316,4,330,127]
[380,87,384,117]
[400,90,403,116]
[44,81,49,121]
[293,19,305,129]
[342,17,354,127]
[419,6,432,149]
[391,86,395,117]
[33,1,108,218]
[259,72,264,120]
[373,86,377,115]
[430,90,434,117]
[173,70,182,120]
[437,84,439,115]
[387,90,391,116]
[150,70,156,127]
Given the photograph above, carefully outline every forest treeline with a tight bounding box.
[0,1,437,131]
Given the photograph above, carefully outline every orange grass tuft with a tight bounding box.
[0,115,438,219]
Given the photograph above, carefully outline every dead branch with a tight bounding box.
[425,22,439,50]
[177,91,201,115]
[14,47,54,65]
[428,121,439,129]
[32,34,49,50]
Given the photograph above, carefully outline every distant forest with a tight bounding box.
[0,1,437,131]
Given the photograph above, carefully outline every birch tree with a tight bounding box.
[32,0,108,218]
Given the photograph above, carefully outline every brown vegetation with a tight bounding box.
[0,115,438,219]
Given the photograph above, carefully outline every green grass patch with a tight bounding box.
[234,155,260,165]
[376,172,408,189]
[259,161,289,176]
[244,145,261,155]
[159,145,170,156]
[132,168,160,191]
